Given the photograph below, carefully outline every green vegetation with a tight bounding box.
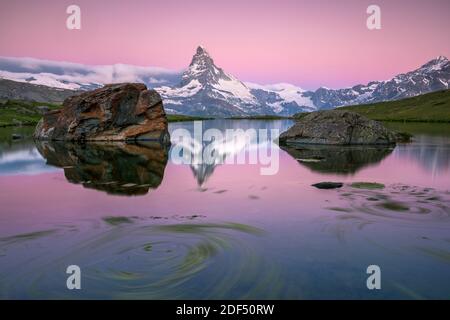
[0,101,214,127]
[340,89,450,122]
[226,115,292,120]
[292,112,311,120]
[350,182,385,190]
[383,122,450,137]
[102,216,134,226]
[166,114,214,122]
[0,229,57,243]
[0,126,35,142]
[0,100,60,127]
[2,89,449,126]
[379,201,409,212]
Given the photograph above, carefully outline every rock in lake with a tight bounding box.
[33,83,170,142]
[11,133,23,140]
[279,110,399,145]
[312,182,343,189]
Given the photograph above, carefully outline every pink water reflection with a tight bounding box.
[1,147,449,237]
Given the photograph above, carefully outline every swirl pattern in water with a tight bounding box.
[0,217,286,299]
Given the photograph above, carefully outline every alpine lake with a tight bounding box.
[0,119,449,299]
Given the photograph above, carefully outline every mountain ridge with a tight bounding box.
[0,48,448,116]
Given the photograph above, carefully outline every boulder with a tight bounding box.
[279,110,398,145]
[33,83,170,142]
[312,182,343,189]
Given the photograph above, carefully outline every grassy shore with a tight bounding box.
[339,89,450,122]
[0,100,214,127]
[0,100,60,127]
[2,89,449,126]
[166,114,214,122]
[226,115,292,120]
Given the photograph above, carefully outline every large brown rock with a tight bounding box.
[279,110,399,145]
[33,83,170,142]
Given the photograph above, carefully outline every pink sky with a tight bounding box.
[0,0,449,89]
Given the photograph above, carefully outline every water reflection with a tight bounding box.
[173,134,250,186]
[35,141,169,196]
[281,144,394,175]
[394,136,450,175]
[169,120,292,186]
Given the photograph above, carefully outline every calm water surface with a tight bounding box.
[0,120,449,299]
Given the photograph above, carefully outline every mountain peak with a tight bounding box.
[188,45,214,68]
[196,45,208,55]
[420,55,449,72]
[181,46,231,86]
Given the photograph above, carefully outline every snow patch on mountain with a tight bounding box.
[246,82,315,110]
[0,70,99,90]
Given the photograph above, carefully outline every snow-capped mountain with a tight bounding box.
[158,48,449,115]
[156,46,314,116]
[304,55,449,109]
[0,49,448,115]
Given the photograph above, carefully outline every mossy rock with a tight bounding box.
[350,182,385,190]
[102,216,134,226]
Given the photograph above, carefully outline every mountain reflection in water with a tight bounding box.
[35,141,169,196]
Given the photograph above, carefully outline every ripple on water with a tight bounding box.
[332,184,450,223]
[0,218,285,299]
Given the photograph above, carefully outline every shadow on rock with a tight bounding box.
[281,144,394,175]
[35,140,169,196]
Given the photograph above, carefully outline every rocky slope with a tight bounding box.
[0,78,79,103]
[306,56,449,109]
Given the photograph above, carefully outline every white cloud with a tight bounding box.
[0,56,182,90]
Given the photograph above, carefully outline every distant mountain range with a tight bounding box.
[0,47,448,116]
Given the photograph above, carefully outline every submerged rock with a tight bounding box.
[11,133,23,140]
[33,83,170,142]
[280,110,399,145]
[350,182,385,190]
[312,182,343,189]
